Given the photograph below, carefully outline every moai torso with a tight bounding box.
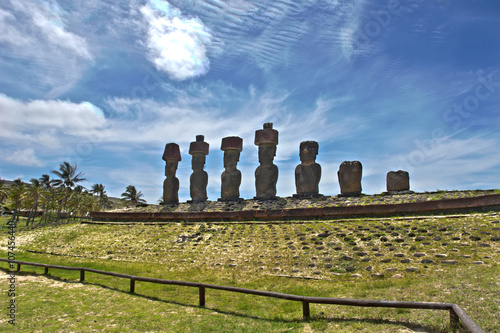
[163,162,179,203]
[295,164,321,194]
[255,161,279,198]
[221,168,242,199]
[190,166,208,202]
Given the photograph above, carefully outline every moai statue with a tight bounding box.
[162,143,181,204]
[254,123,279,200]
[294,141,322,198]
[386,170,411,194]
[338,161,362,197]
[219,136,243,201]
[189,135,209,203]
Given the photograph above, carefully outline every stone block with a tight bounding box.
[337,161,362,196]
[387,170,410,192]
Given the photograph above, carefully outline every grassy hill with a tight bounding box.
[0,211,498,332]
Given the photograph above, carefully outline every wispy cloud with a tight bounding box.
[0,8,29,46]
[28,3,93,60]
[0,0,94,98]
[373,136,500,192]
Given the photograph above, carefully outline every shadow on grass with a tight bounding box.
[2,268,447,332]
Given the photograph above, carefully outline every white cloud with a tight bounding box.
[141,0,213,80]
[0,148,44,167]
[0,94,106,147]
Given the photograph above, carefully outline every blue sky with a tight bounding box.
[1,0,500,203]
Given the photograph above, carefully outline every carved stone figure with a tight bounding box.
[294,141,322,198]
[254,123,279,200]
[189,135,209,203]
[387,170,410,193]
[220,136,243,201]
[338,161,362,197]
[162,143,181,204]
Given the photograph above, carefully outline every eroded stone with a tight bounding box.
[386,170,410,192]
[337,161,362,196]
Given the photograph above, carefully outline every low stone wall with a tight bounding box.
[89,193,500,223]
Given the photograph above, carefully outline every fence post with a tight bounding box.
[44,267,49,274]
[16,263,21,272]
[450,308,459,331]
[130,279,135,293]
[80,269,85,282]
[302,301,310,319]
[199,286,206,307]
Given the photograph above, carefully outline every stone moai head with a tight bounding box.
[189,135,209,172]
[162,143,181,177]
[221,136,243,171]
[386,170,410,193]
[255,122,278,165]
[338,160,363,196]
[299,141,318,164]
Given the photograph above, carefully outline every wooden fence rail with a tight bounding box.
[0,259,483,333]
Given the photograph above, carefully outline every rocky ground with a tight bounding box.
[109,189,500,213]
[14,212,500,280]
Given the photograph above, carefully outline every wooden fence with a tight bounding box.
[0,259,483,332]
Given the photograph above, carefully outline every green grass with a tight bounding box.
[0,213,499,332]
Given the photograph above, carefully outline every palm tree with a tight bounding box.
[121,185,146,207]
[91,183,109,209]
[39,174,62,223]
[0,178,8,205]
[91,183,104,196]
[51,162,86,222]
[26,178,43,226]
[52,162,86,188]
[9,178,25,222]
[40,174,62,189]
[68,190,98,221]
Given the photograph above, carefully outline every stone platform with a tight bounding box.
[89,192,500,223]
